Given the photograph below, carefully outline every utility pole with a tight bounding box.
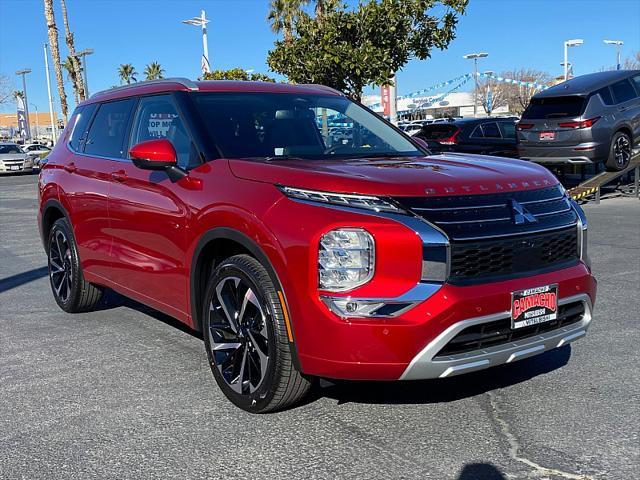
[564,39,583,81]
[75,48,94,97]
[463,52,488,117]
[31,104,39,140]
[604,40,624,70]
[389,75,398,125]
[15,69,32,140]
[44,43,58,142]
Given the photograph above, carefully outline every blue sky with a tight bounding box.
[1,0,639,113]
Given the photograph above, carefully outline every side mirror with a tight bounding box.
[129,139,177,170]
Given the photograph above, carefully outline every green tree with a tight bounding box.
[118,64,138,84]
[144,62,165,80]
[268,0,468,101]
[202,68,276,82]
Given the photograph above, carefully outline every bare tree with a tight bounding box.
[0,75,14,107]
[59,0,85,101]
[44,0,69,123]
[623,51,640,70]
[499,69,552,115]
[475,77,509,115]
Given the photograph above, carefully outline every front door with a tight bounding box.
[107,94,197,320]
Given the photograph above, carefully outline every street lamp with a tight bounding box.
[182,10,211,75]
[463,52,488,117]
[43,43,58,143]
[15,68,32,140]
[564,39,583,81]
[603,40,624,70]
[483,71,494,116]
[75,48,94,97]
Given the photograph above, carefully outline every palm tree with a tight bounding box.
[267,0,307,42]
[63,56,81,104]
[43,0,69,123]
[118,64,138,85]
[59,0,85,100]
[144,62,165,81]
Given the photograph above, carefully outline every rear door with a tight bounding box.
[106,94,195,320]
[614,76,640,144]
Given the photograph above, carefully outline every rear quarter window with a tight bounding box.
[594,87,614,106]
[522,96,586,119]
[611,79,637,104]
[417,124,458,140]
[69,103,98,151]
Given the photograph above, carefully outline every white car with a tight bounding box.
[0,142,34,174]
[22,143,52,156]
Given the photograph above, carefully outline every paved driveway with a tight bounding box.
[1,174,638,479]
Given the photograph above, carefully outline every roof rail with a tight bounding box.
[90,77,199,99]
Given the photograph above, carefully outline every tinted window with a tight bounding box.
[85,99,136,158]
[595,87,614,105]
[69,103,97,152]
[417,124,458,140]
[611,79,637,103]
[130,95,198,169]
[481,122,501,138]
[469,125,484,138]
[522,96,586,119]
[631,75,640,94]
[499,121,516,139]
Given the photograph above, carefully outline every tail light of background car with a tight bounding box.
[437,129,460,145]
[558,117,601,129]
[516,123,534,131]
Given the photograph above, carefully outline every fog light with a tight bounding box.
[318,229,374,291]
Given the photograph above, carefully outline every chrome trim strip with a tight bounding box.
[399,293,592,380]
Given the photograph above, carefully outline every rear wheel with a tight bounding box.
[605,131,632,171]
[48,218,103,313]
[203,254,311,413]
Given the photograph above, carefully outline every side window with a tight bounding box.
[481,122,502,138]
[84,99,136,158]
[611,79,637,104]
[470,125,484,138]
[69,103,97,152]
[595,87,614,105]
[499,122,516,140]
[130,95,198,169]
[631,75,640,95]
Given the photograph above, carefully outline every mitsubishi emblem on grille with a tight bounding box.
[510,200,538,225]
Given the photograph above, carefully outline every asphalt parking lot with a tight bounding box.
[1,173,638,480]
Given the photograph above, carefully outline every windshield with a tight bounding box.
[0,145,22,154]
[193,92,421,160]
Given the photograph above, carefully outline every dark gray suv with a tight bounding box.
[517,70,640,171]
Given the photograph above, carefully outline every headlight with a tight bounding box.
[279,186,404,214]
[318,229,374,291]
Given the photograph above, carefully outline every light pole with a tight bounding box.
[30,103,39,140]
[75,48,94,97]
[463,52,488,117]
[43,43,58,142]
[484,71,494,116]
[564,39,583,81]
[603,40,624,70]
[182,10,211,74]
[16,68,32,139]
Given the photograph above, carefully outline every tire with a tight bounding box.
[605,131,632,171]
[47,218,103,313]
[203,254,311,413]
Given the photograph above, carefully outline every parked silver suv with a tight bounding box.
[517,70,640,171]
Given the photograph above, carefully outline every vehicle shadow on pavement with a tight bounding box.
[314,346,571,406]
[0,266,49,294]
[95,289,203,339]
[458,463,507,480]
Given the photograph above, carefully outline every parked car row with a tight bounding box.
[0,142,51,174]
[409,70,640,172]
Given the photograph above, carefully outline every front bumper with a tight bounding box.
[400,293,591,380]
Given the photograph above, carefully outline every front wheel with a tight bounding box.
[605,131,632,171]
[203,254,311,413]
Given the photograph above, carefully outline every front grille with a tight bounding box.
[450,227,578,283]
[393,185,581,283]
[435,301,585,358]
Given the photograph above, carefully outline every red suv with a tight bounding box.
[38,79,596,412]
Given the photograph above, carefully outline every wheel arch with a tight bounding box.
[41,199,70,253]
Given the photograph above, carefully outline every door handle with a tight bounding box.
[63,162,77,173]
[111,170,127,182]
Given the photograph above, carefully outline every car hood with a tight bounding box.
[227,153,559,197]
[0,154,28,161]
